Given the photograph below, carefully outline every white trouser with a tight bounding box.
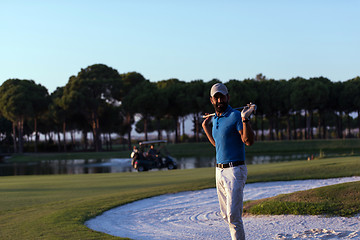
[216,164,247,240]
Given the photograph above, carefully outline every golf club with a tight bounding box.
[202,103,257,118]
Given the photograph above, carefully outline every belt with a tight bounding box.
[216,161,245,169]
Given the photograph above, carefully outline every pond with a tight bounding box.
[0,153,311,176]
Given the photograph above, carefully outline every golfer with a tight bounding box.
[202,83,255,240]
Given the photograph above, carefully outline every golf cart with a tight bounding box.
[131,140,177,172]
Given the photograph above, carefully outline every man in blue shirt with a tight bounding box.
[202,83,255,240]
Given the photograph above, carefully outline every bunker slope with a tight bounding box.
[86,176,360,240]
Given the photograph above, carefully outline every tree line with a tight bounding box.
[0,64,359,153]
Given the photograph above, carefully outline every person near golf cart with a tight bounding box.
[147,145,162,166]
[131,140,177,171]
[131,146,139,158]
[131,145,141,167]
[147,145,157,159]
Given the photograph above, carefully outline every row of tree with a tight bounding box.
[0,64,359,153]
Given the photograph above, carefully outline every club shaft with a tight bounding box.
[202,106,245,118]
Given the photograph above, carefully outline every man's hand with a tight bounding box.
[202,114,215,147]
[240,103,256,146]
[241,103,257,120]
[202,113,213,128]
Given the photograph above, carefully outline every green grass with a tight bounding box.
[8,138,360,162]
[1,156,360,239]
[244,181,360,217]
[246,138,360,154]
[3,140,360,239]
[247,156,360,182]
[0,169,214,240]
[243,156,360,217]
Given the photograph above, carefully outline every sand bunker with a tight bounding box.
[86,176,360,239]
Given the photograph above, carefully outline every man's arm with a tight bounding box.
[240,104,256,146]
[239,119,255,146]
[202,115,216,147]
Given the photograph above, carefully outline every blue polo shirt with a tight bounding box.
[212,105,245,164]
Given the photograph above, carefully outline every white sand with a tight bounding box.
[86,176,360,240]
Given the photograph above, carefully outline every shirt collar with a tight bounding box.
[215,105,232,118]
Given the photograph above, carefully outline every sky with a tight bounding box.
[1,0,359,93]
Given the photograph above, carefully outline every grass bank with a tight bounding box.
[247,156,360,182]
[1,156,360,239]
[244,156,360,217]
[244,181,360,217]
[7,138,360,162]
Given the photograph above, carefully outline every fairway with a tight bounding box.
[7,138,360,163]
[0,156,360,239]
[0,169,215,240]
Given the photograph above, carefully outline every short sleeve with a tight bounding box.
[236,112,243,132]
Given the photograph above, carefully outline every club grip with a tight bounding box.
[202,113,215,118]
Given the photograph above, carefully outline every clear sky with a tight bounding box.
[1,0,359,93]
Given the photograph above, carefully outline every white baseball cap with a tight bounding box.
[210,83,228,97]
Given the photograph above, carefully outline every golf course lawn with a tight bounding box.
[0,156,359,239]
[7,138,360,162]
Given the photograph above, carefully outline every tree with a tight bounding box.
[100,104,124,150]
[28,82,50,152]
[49,87,72,151]
[61,64,122,151]
[120,72,146,149]
[256,79,281,140]
[305,77,330,139]
[308,77,331,139]
[0,79,48,153]
[157,79,189,143]
[290,77,309,139]
[123,81,161,141]
[349,77,360,137]
[187,80,207,142]
[275,80,292,140]
[341,78,359,137]
[329,81,344,138]
[0,116,13,149]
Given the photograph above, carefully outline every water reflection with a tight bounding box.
[175,153,310,169]
[0,158,135,176]
[0,153,312,176]
[248,153,310,164]
[175,157,216,169]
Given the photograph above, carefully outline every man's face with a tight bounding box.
[210,93,229,113]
